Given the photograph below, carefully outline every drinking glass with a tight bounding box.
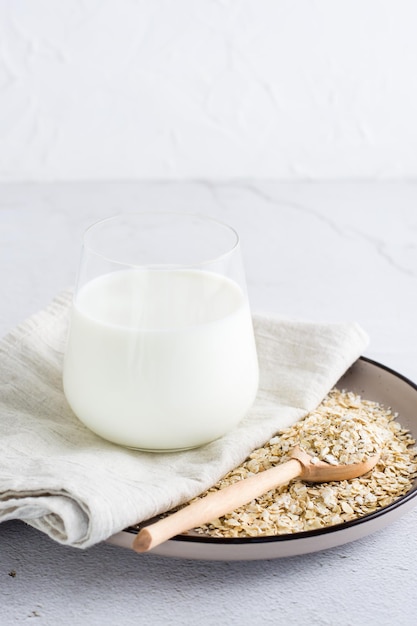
[63,213,259,451]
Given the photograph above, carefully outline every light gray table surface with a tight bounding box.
[1,181,417,625]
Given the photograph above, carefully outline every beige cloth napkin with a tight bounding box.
[0,291,368,548]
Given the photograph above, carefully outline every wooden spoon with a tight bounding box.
[132,445,379,553]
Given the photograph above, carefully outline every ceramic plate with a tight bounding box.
[107,357,417,560]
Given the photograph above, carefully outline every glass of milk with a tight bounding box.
[63,213,259,451]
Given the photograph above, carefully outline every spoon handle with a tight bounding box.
[132,458,302,553]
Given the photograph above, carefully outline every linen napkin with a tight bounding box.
[0,291,368,548]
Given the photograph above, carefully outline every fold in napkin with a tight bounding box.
[0,291,368,548]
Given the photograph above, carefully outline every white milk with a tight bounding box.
[63,269,259,450]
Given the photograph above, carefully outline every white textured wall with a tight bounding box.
[1,0,417,182]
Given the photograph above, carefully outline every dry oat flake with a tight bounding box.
[192,389,417,538]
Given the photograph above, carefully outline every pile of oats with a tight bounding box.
[193,389,417,537]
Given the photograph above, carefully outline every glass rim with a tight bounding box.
[82,211,241,269]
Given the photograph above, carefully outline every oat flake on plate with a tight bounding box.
[192,389,417,537]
